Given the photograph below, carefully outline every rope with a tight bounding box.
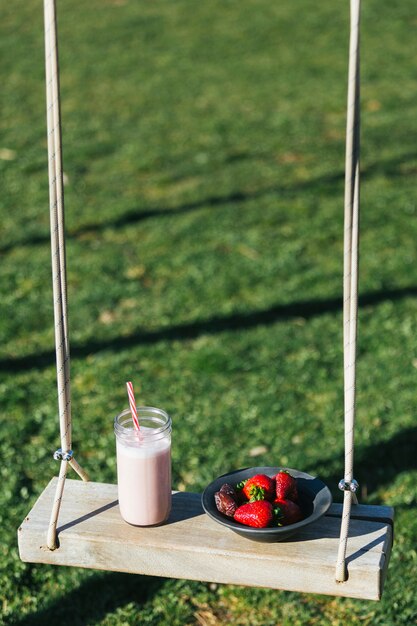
[335,0,361,583]
[44,0,89,551]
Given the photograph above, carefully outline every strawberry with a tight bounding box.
[274,470,298,502]
[241,474,275,502]
[234,500,274,528]
[274,498,303,526]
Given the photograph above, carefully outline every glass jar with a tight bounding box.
[114,406,172,526]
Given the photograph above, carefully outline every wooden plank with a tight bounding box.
[327,503,394,526]
[18,478,393,601]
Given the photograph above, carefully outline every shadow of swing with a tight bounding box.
[14,571,167,626]
[2,148,416,256]
[55,491,204,540]
[1,284,417,374]
[57,499,119,535]
[345,533,388,569]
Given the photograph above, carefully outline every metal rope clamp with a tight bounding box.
[53,448,74,462]
[338,478,359,493]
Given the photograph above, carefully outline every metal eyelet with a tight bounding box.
[338,478,359,492]
[53,448,73,461]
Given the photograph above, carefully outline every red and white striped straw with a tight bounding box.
[126,381,140,431]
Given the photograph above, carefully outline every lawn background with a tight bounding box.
[1,0,417,624]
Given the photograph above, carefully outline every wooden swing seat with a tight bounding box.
[18,477,393,601]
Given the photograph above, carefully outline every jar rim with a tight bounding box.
[114,406,171,441]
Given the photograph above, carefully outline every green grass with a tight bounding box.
[1,0,417,624]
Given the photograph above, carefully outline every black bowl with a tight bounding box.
[201,466,332,542]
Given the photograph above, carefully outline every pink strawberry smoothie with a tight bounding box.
[116,430,171,526]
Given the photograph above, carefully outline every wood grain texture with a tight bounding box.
[18,478,393,600]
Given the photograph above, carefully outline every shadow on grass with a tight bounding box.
[12,571,166,626]
[314,425,417,499]
[1,285,416,373]
[1,149,415,255]
[1,169,342,254]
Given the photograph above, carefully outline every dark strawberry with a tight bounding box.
[274,498,303,526]
[234,500,274,528]
[275,470,298,502]
[241,474,275,502]
[214,484,238,517]
[214,490,237,517]
[219,483,237,499]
